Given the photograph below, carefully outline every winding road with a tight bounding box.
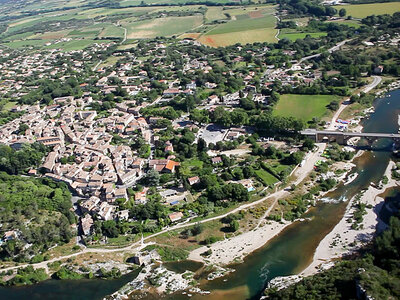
[328,75,381,130]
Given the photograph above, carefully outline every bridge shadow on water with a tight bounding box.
[354,145,394,152]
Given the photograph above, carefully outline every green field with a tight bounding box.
[3,39,48,48]
[255,169,279,186]
[200,10,277,47]
[206,14,276,35]
[279,32,327,41]
[46,39,103,51]
[99,25,125,38]
[205,7,227,22]
[274,94,339,122]
[334,2,400,18]
[328,19,361,28]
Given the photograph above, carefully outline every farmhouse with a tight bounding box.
[168,211,184,222]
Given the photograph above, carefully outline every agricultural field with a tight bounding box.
[199,6,278,47]
[279,31,327,41]
[3,39,48,49]
[205,7,228,23]
[45,39,103,51]
[98,25,125,39]
[126,15,203,38]
[326,19,361,28]
[333,2,400,18]
[0,2,289,49]
[273,94,340,122]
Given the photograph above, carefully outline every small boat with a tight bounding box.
[344,173,358,185]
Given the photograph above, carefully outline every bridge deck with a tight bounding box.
[301,130,400,139]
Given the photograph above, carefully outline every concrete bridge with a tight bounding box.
[301,129,400,147]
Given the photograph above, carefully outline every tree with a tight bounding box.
[192,223,204,236]
[18,124,29,135]
[302,139,315,151]
[339,8,346,17]
[197,138,207,152]
[145,169,160,186]
[229,220,239,232]
[102,220,119,238]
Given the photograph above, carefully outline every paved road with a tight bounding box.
[328,75,381,129]
[299,40,349,63]
[363,75,382,94]
[92,60,103,72]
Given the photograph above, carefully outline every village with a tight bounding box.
[0,37,332,246]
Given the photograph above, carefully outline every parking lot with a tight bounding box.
[198,124,227,145]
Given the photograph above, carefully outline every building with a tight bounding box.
[168,211,184,222]
[188,176,200,186]
[374,65,384,74]
[80,214,94,236]
[211,156,222,164]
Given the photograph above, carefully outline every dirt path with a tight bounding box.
[255,143,326,228]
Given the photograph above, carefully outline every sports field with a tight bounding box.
[273,94,339,122]
[334,2,400,18]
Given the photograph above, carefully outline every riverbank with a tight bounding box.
[188,220,291,265]
[300,160,398,276]
[188,151,360,267]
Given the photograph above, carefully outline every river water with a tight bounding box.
[0,90,399,300]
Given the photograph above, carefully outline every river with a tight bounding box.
[0,90,399,300]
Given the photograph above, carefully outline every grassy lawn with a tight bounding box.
[98,56,122,69]
[334,2,400,18]
[181,159,203,176]
[2,102,17,111]
[279,32,327,41]
[270,163,292,175]
[255,169,279,186]
[273,94,339,122]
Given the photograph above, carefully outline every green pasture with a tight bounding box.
[273,94,339,122]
